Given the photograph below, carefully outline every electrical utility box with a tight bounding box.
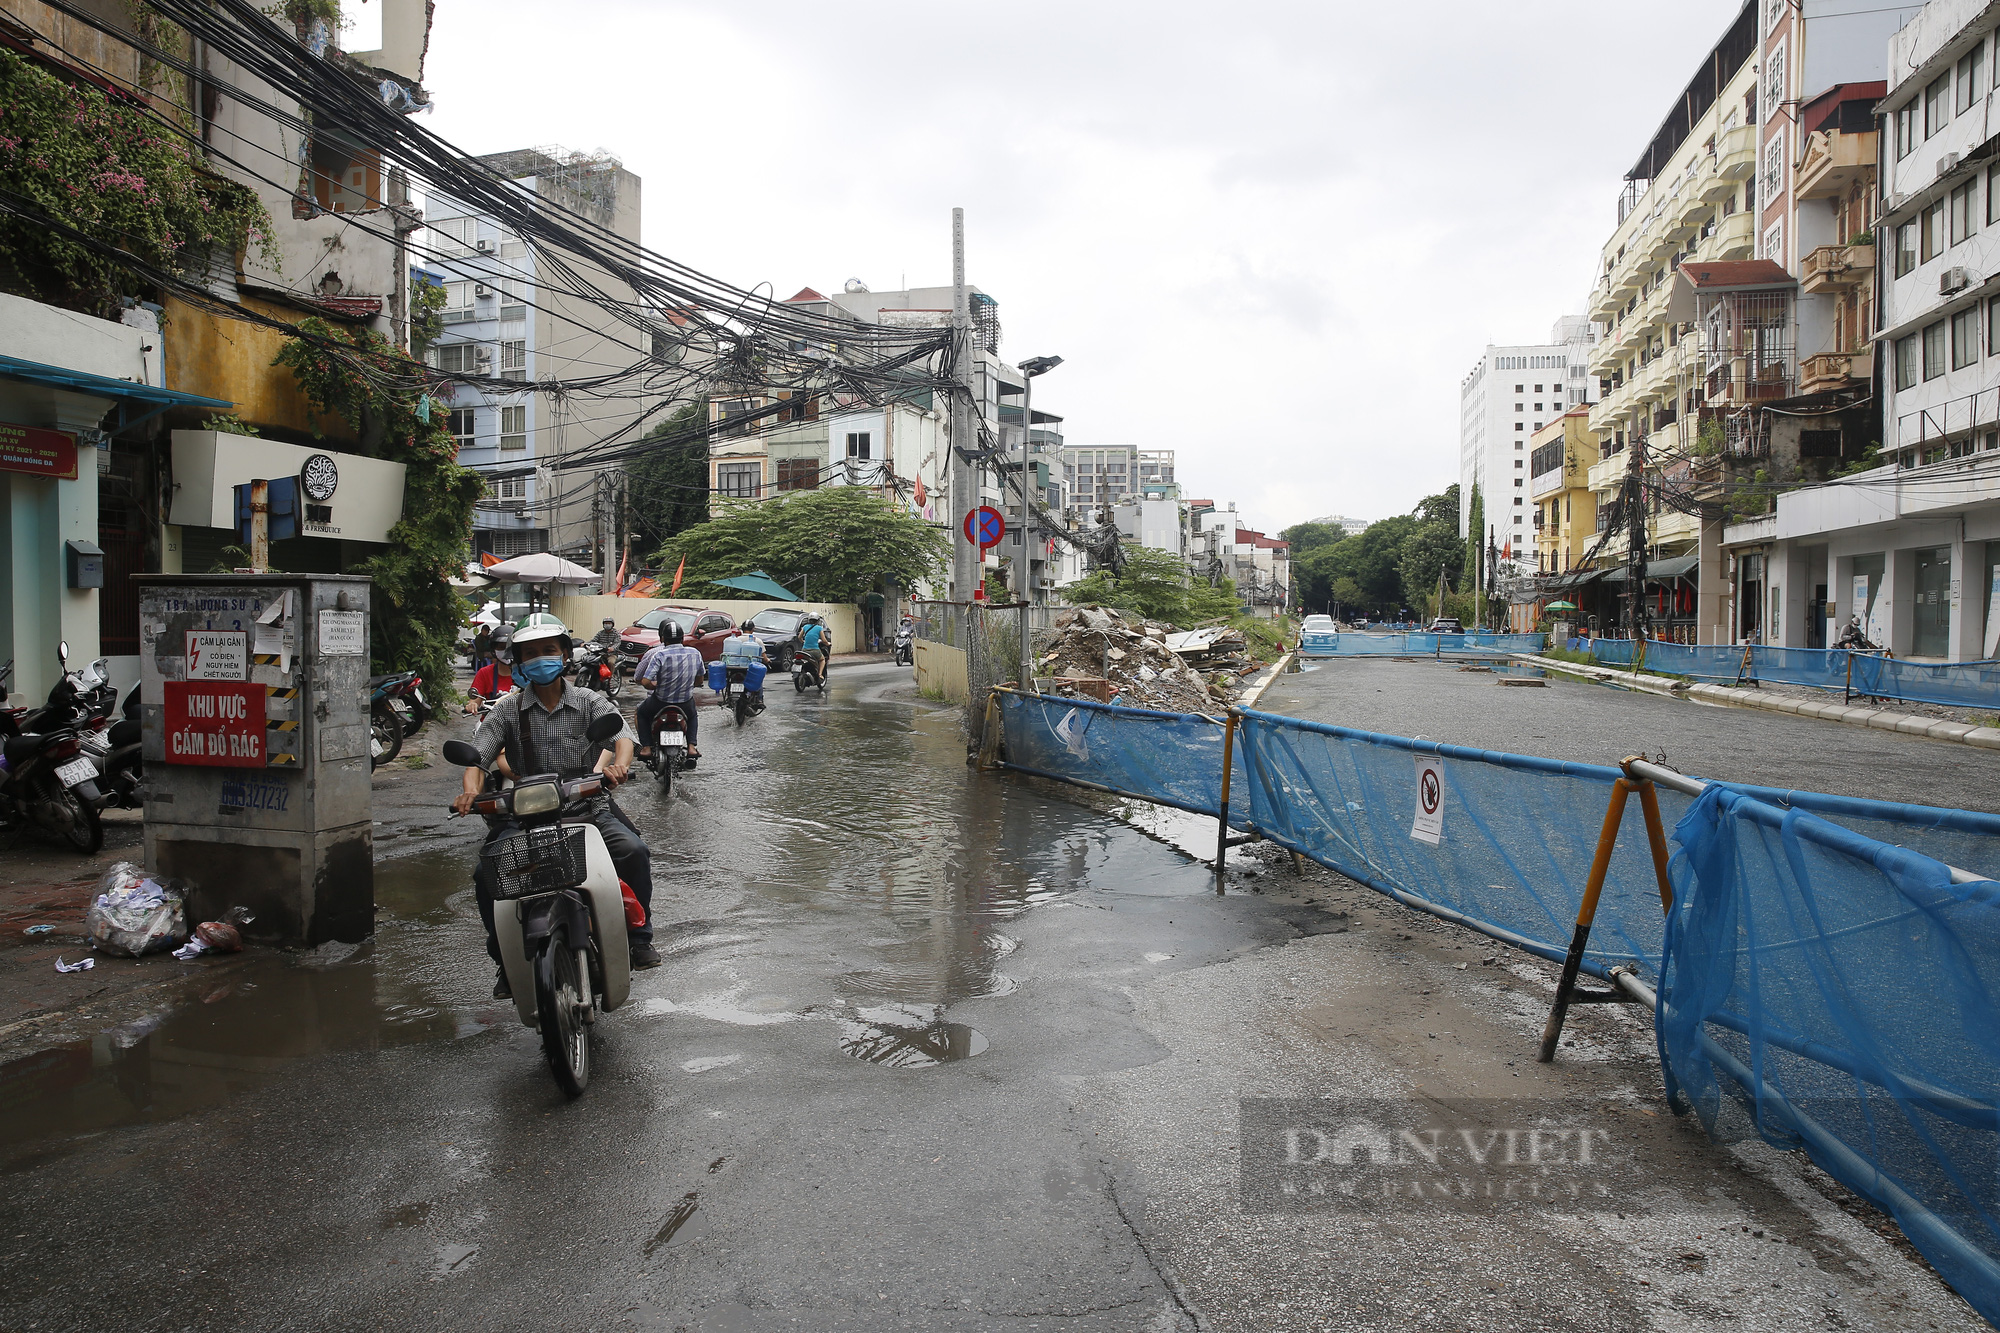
[135,574,374,945]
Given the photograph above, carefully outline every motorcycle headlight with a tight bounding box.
[512,781,561,817]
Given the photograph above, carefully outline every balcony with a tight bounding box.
[1799,242,1874,294]
[1587,454,1627,493]
[1701,212,1754,261]
[1716,124,1757,182]
[1796,128,1877,202]
[1800,350,1869,393]
[1589,280,1620,321]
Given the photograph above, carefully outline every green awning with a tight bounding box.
[710,570,800,601]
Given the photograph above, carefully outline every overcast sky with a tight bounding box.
[401,0,1751,535]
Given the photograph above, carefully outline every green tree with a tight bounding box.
[1396,483,1463,614]
[653,486,947,604]
[1283,522,1346,611]
[1314,515,1416,616]
[624,401,711,555]
[1065,545,1234,625]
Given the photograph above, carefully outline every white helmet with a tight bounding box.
[513,612,572,655]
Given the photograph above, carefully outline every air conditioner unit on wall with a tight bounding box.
[474,283,493,298]
[1939,152,1962,177]
[476,238,493,253]
[1941,266,1974,295]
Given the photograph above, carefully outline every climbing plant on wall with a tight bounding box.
[275,318,483,687]
[0,49,273,309]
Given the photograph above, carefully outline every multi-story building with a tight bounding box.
[423,148,654,563]
[704,280,1066,601]
[1188,504,1291,611]
[1723,0,2000,661]
[1111,498,1186,558]
[1529,411,1600,577]
[1310,514,1374,537]
[1456,317,1598,562]
[1061,446,1139,513]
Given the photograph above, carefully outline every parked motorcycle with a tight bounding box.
[79,676,143,811]
[442,713,631,1098]
[0,644,108,853]
[573,642,620,701]
[368,676,407,769]
[645,701,695,794]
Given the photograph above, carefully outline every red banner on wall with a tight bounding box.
[0,423,78,481]
[163,681,266,767]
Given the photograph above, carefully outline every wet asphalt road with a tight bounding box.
[0,661,1980,1331]
[0,665,1315,1331]
[1259,656,2000,813]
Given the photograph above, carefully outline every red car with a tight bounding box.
[616,604,736,676]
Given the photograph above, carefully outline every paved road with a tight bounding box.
[0,663,1975,1331]
[1259,655,2000,813]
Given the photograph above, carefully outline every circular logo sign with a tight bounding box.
[300,453,339,502]
[1419,770,1441,815]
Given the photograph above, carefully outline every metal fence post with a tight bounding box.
[1214,710,1239,880]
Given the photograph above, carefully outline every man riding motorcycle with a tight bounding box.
[464,624,515,712]
[453,613,660,997]
[635,621,705,761]
[1834,614,1877,651]
[591,617,622,650]
[719,625,768,707]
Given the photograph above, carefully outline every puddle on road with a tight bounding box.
[0,668,1226,1153]
[0,848,499,1166]
[834,1003,987,1069]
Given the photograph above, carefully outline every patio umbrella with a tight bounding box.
[480,552,602,586]
[1545,600,1578,611]
[709,570,800,602]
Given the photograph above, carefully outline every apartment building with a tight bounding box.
[423,148,654,562]
[1456,317,1597,562]
[1722,0,2000,661]
[1529,411,1600,577]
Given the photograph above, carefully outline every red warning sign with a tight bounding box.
[163,681,266,767]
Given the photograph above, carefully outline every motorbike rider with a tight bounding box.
[453,613,659,998]
[799,613,832,685]
[720,623,767,706]
[634,621,705,760]
[464,625,515,712]
[1834,614,1875,650]
[591,617,622,650]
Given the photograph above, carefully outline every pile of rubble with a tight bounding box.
[1032,607,1261,712]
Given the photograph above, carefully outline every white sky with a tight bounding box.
[411,0,1751,534]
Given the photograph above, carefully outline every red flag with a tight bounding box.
[913,476,927,507]
[613,546,629,594]
[670,554,685,594]
[479,551,501,568]
[1503,539,1512,560]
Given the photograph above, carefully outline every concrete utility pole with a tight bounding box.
[949,209,977,603]
[1624,433,1652,641]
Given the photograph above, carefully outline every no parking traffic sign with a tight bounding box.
[1411,757,1444,846]
[963,505,1005,551]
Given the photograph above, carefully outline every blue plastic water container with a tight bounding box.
[706,661,726,692]
[745,661,768,691]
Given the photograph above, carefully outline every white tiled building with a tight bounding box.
[1457,317,1597,562]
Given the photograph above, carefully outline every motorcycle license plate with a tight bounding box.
[660,731,685,749]
[56,757,96,789]
[728,683,744,695]
[792,663,803,672]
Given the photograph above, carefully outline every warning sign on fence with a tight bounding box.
[1411,757,1444,846]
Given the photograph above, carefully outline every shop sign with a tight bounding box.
[0,423,78,481]
[163,682,267,767]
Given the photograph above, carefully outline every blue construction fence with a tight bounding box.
[995,690,2000,1323]
[1576,638,2000,714]
[1299,631,1547,658]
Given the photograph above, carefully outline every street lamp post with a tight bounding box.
[1015,354,1062,689]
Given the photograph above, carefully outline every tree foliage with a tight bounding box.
[275,318,484,687]
[1065,544,1240,627]
[1286,484,1465,618]
[0,50,273,309]
[624,401,710,555]
[653,486,948,604]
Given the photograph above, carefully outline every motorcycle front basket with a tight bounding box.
[488,824,588,900]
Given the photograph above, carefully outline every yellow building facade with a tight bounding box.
[1529,411,1598,575]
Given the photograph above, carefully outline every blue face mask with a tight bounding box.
[518,655,566,686]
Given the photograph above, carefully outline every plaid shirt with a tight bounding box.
[636,643,705,701]
[471,680,635,810]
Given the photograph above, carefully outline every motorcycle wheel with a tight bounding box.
[369,706,403,769]
[793,669,808,694]
[536,929,591,1098]
[734,693,749,727]
[45,780,104,854]
[399,696,429,738]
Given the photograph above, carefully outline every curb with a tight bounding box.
[1513,655,2000,752]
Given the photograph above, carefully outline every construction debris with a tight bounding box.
[1034,607,1265,712]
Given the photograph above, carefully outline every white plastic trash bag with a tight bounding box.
[84,862,188,958]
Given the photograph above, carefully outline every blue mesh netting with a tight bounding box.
[1581,639,2000,712]
[996,691,2000,1318]
[1662,785,2000,1319]
[1303,632,1547,657]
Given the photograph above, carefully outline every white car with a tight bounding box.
[1300,615,1336,634]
